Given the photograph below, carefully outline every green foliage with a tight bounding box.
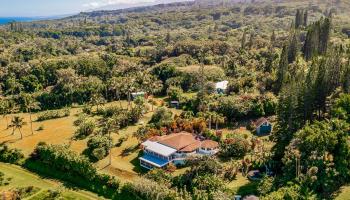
[167,86,183,101]
[220,135,250,159]
[0,144,24,164]
[0,171,9,186]
[261,184,316,200]
[26,143,121,199]
[122,178,191,200]
[192,174,226,194]
[257,176,275,196]
[149,107,173,128]
[37,108,70,121]
[282,120,350,197]
[332,94,350,122]
[144,168,173,187]
[74,120,96,139]
[85,135,112,162]
[215,94,276,120]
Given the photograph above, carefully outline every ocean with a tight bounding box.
[0,17,39,25]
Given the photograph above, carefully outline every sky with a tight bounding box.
[0,0,159,17]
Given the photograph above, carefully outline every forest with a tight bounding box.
[1,0,350,199]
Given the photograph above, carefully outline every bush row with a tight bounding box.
[36,108,70,121]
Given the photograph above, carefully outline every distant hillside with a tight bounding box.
[94,0,193,11]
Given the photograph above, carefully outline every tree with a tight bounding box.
[165,32,171,44]
[241,30,247,50]
[198,111,214,130]
[303,10,308,26]
[108,76,124,108]
[55,68,79,105]
[275,45,289,93]
[295,9,305,29]
[282,120,350,197]
[288,31,299,64]
[141,75,162,111]
[0,99,10,129]
[23,94,41,135]
[102,118,119,166]
[90,93,106,112]
[149,107,173,128]
[342,64,350,93]
[123,76,138,110]
[220,135,250,159]
[9,116,27,139]
[212,112,225,131]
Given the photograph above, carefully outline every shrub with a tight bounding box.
[73,113,89,126]
[192,174,226,194]
[144,169,173,187]
[26,143,121,199]
[0,171,10,186]
[36,125,44,131]
[85,135,112,162]
[149,107,173,128]
[13,186,40,199]
[37,108,70,121]
[0,144,24,164]
[167,86,183,101]
[74,120,96,139]
[220,135,250,159]
[122,178,190,200]
[258,176,275,196]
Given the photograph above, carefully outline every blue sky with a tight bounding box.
[0,0,157,17]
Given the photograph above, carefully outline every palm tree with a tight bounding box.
[212,112,225,131]
[9,100,20,125]
[103,118,119,166]
[198,111,214,130]
[108,77,124,108]
[9,116,27,139]
[146,76,162,111]
[123,76,137,110]
[23,94,41,135]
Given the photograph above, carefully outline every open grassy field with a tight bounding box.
[0,162,105,200]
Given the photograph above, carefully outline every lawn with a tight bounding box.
[227,174,259,197]
[0,162,104,200]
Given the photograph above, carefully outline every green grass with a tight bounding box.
[28,190,92,200]
[0,162,104,200]
[227,174,259,196]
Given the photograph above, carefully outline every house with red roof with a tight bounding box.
[139,132,219,170]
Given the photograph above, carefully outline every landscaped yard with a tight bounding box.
[0,162,104,200]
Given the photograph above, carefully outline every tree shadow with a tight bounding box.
[119,145,139,157]
[236,180,259,197]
